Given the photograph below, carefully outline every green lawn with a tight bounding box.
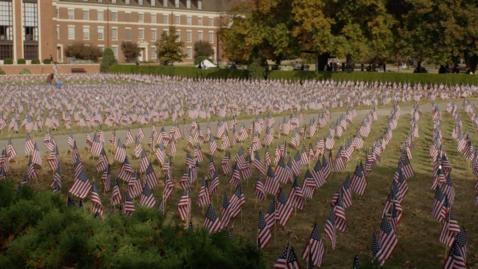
[9,101,477,268]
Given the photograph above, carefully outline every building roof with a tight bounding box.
[58,0,231,12]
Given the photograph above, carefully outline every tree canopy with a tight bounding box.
[156,26,185,66]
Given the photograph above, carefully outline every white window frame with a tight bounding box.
[68,25,75,40]
[83,26,90,40]
[138,13,144,23]
[198,1,202,9]
[175,0,179,8]
[125,0,130,4]
[186,0,191,9]
[163,14,169,24]
[138,28,144,39]
[56,8,59,19]
[112,45,118,59]
[125,27,132,40]
[186,30,191,43]
[125,12,131,22]
[163,0,167,7]
[138,0,143,5]
[151,46,157,59]
[98,45,105,52]
[187,16,191,25]
[68,9,74,20]
[111,0,116,3]
[175,15,180,25]
[176,30,180,42]
[111,12,117,21]
[97,10,104,21]
[151,13,156,23]
[208,31,213,43]
[209,17,213,26]
[151,29,157,42]
[198,31,203,42]
[56,25,60,39]
[111,27,118,40]
[198,17,202,26]
[151,0,155,6]
[83,9,89,20]
[187,47,192,59]
[97,26,104,40]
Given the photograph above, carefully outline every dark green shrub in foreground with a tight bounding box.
[43,59,52,64]
[31,59,40,64]
[17,58,26,64]
[0,180,265,269]
[3,58,13,64]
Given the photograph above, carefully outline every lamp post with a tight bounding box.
[216,15,223,68]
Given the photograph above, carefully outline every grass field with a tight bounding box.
[4,101,478,268]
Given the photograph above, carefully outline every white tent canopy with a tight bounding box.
[200,59,217,69]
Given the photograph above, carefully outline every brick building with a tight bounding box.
[0,0,230,64]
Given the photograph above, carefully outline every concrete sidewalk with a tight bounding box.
[1,102,442,157]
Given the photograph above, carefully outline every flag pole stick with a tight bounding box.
[285,240,291,264]
[274,198,277,244]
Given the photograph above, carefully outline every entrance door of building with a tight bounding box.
[138,48,145,62]
[57,46,62,63]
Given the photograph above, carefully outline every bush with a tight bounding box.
[43,58,52,64]
[194,41,214,58]
[0,180,265,268]
[0,69,5,75]
[247,58,266,80]
[121,41,141,63]
[31,59,40,64]
[64,41,102,61]
[19,69,32,75]
[3,58,13,64]
[100,48,116,73]
[194,56,214,66]
[17,59,26,64]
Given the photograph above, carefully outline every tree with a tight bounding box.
[291,0,394,70]
[219,0,300,65]
[64,42,103,61]
[121,41,141,63]
[156,26,185,66]
[194,41,214,58]
[100,48,116,73]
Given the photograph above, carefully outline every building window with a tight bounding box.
[151,46,157,59]
[198,1,202,9]
[163,0,167,7]
[83,26,89,40]
[163,15,168,24]
[187,16,191,25]
[175,0,179,8]
[112,12,117,21]
[56,25,60,39]
[138,14,144,23]
[209,18,213,26]
[98,45,104,52]
[198,17,202,26]
[125,0,130,4]
[23,2,38,41]
[163,29,169,36]
[151,14,156,23]
[151,29,157,41]
[138,0,143,5]
[111,0,116,3]
[56,8,59,19]
[112,46,118,58]
[125,13,131,22]
[139,29,144,39]
[98,10,104,21]
[151,0,155,6]
[186,0,191,8]
[68,9,74,19]
[98,0,103,2]
[68,26,75,40]
[125,28,131,40]
[198,31,202,42]
[111,28,118,40]
[175,15,180,25]
[187,47,192,59]
[186,31,191,42]
[176,30,180,41]
[83,10,89,20]
[0,1,13,41]
[97,27,104,40]
[209,31,213,43]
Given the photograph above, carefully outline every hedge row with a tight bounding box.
[110,65,478,84]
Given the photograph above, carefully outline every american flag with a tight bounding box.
[228,184,245,219]
[229,163,241,188]
[400,154,414,179]
[273,242,301,269]
[139,182,156,208]
[439,209,460,247]
[325,130,335,150]
[24,132,34,155]
[69,169,92,199]
[47,147,59,172]
[263,126,273,146]
[221,151,232,175]
[444,237,467,269]
[321,154,331,181]
[186,150,195,168]
[117,156,133,181]
[334,197,346,232]
[144,162,158,189]
[209,135,217,156]
[96,148,108,172]
[291,151,301,176]
[302,222,324,268]
[264,146,272,167]
[155,142,166,166]
[27,155,37,179]
[31,143,42,166]
[138,123,145,140]
[277,188,293,226]
[91,133,102,156]
[109,129,116,146]
[216,120,225,138]
[221,130,231,149]
[51,165,62,192]
[122,191,136,216]
[264,165,279,195]
[324,207,336,249]
[265,199,277,229]
[431,186,446,221]
[7,138,16,160]
[101,164,112,192]
[125,127,134,145]
[255,174,266,202]
[376,215,398,265]
[371,232,380,259]
[198,179,211,207]
[128,171,142,198]
[334,146,346,172]
[163,175,174,201]
[290,130,299,149]
[257,210,271,249]
[275,157,289,184]
[177,188,191,221]
[113,139,126,162]
[91,182,104,216]
[351,163,367,195]
[137,148,149,173]
[86,128,92,147]
[252,151,265,175]
[147,132,155,151]
[442,174,455,205]
[170,136,177,154]
[289,178,304,210]
[134,136,142,158]
[204,204,222,233]
[207,156,216,179]
[194,144,204,163]
[221,191,233,229]
[235,146,246,170]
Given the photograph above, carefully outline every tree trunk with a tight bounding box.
[464,50,478,74]
[316,53,330,72]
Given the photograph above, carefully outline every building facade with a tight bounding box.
[0,0,229,63]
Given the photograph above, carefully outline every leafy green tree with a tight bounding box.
[100,48,116,73]
[219,0,300,65]
[156,26,185,66]
[64,41,102,61]
[121,41,141,63]
[194,41,214,58]
[292,0,395,70]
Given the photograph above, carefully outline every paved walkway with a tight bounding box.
[1,103,445,157]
